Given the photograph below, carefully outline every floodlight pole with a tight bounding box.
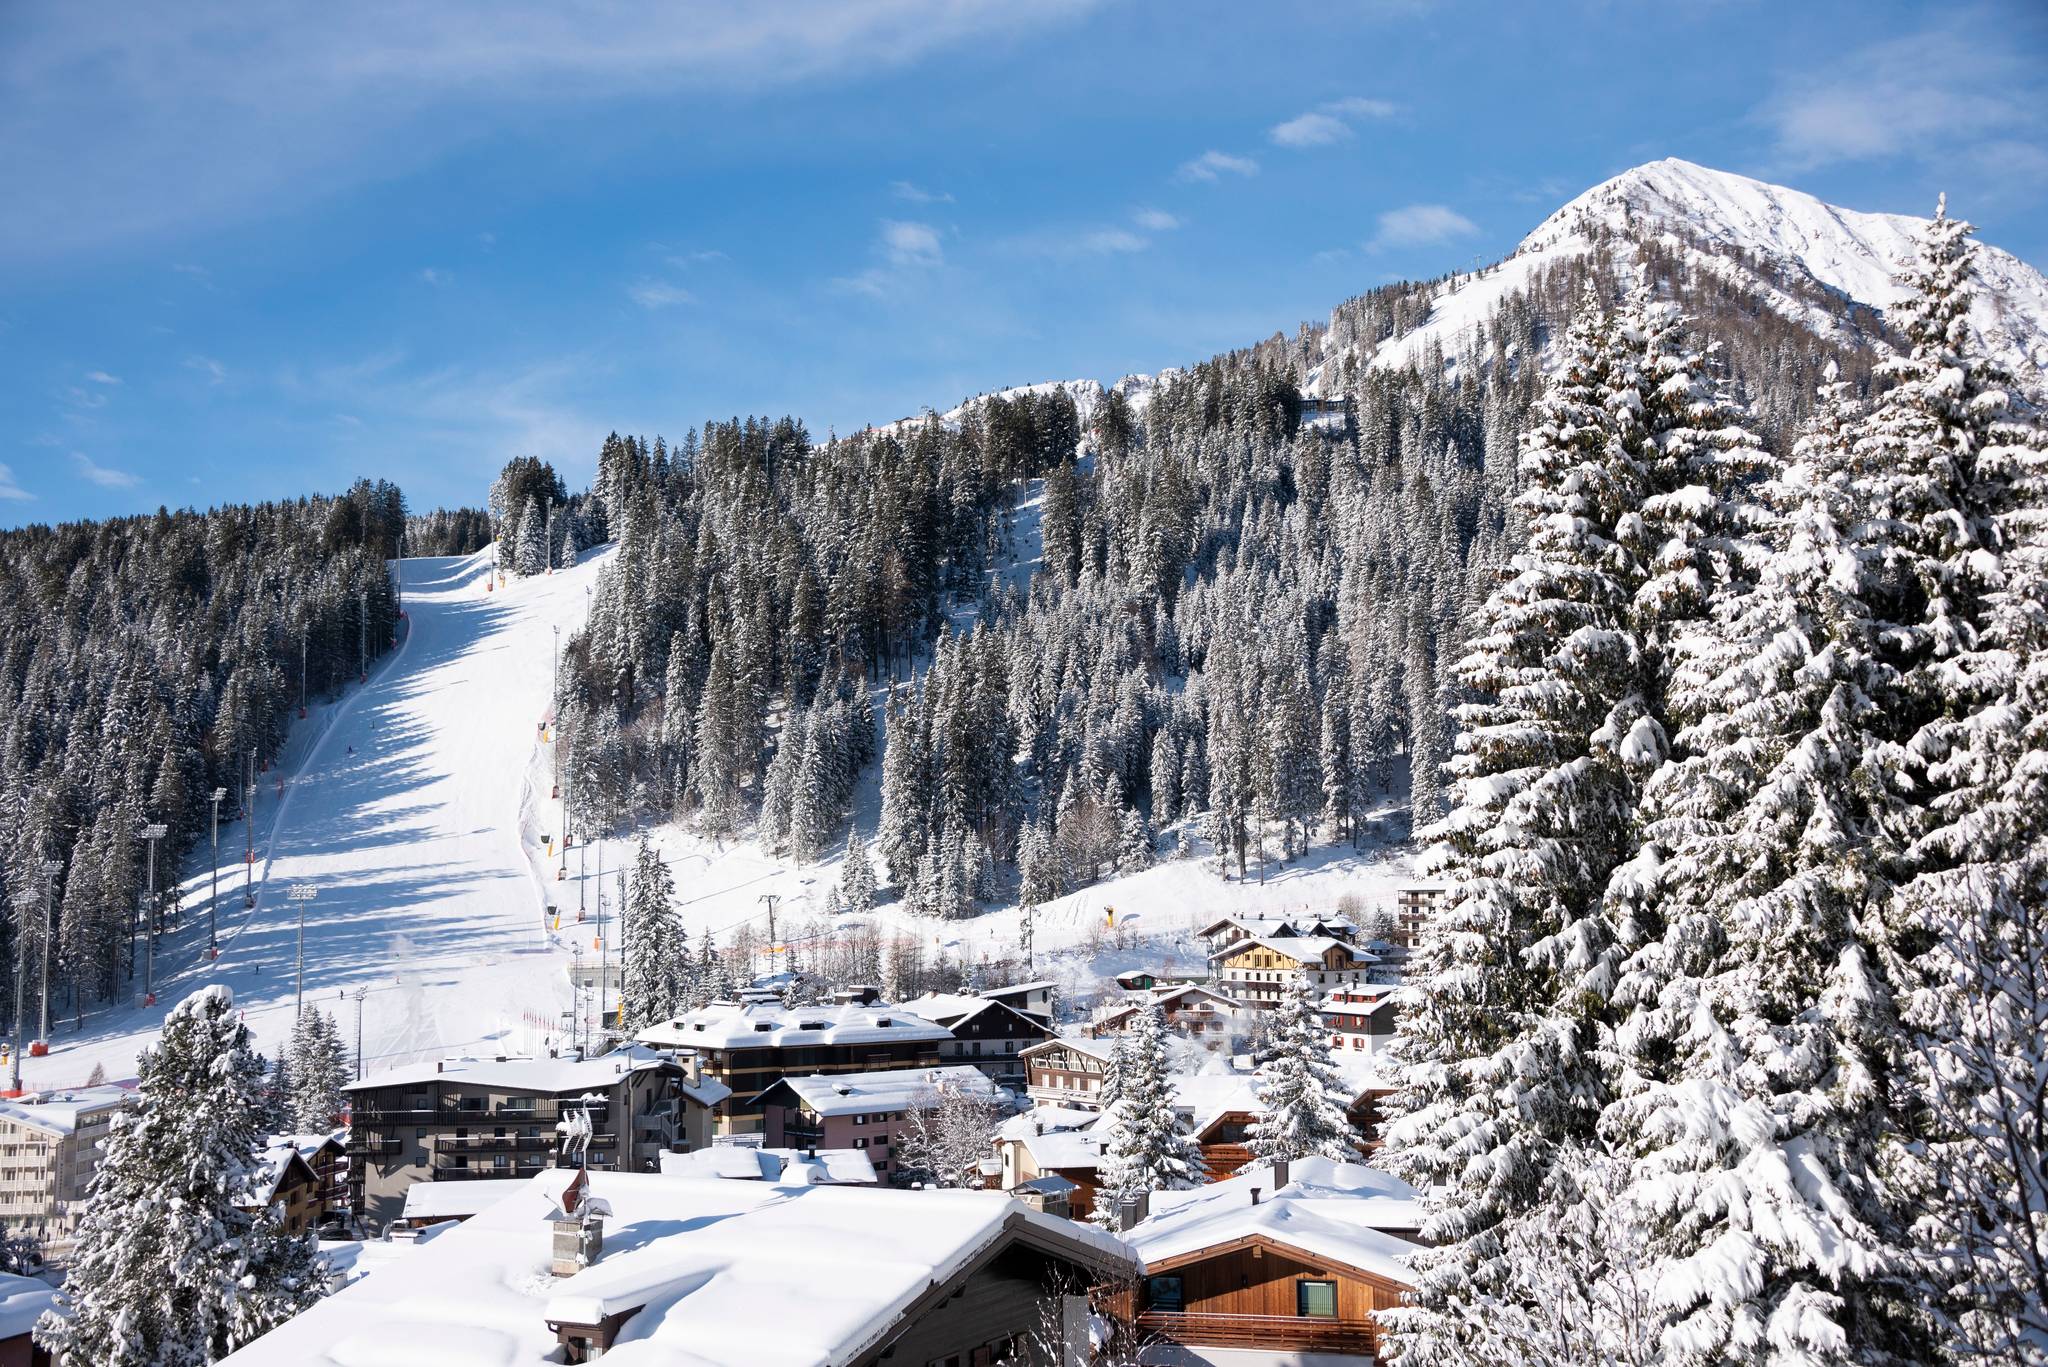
[245,748,256,909]
[353,986,367,1080]
[288,883,318,1015]
[208,787,227,957]
[35,859,59,1047]
[140,822,168,999]
[7,890,32,1096]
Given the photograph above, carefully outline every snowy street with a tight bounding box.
[23,547,615,1089]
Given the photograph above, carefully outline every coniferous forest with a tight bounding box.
[0,481,404,1024]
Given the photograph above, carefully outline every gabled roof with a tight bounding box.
[1095,983,1246,1028]
[1211,935,1376,967]
[1125,1156,1423,1287]
[752,1065,1002,1118]
[220,1169,1135,1367]
[897,993,1054,1037]
[1020,1034,1115,1064]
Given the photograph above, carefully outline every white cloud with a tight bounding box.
[628,279,694,309]
[1271,96,1399,147]
[2,2,1101,261]
[880,219,944,267]
[890,180,954,205]
[1270,112,1350,148]
[1175,150,1259,183]
[0,463,28,500]
[85,370,122,385]
[418,266,449,286]
[1759,23,2047,172]
[1132,208,1180,231]
[1368,203,1479,250]
[186,354,228,384]
[71,452,139,488]
[663,248,726,269]
[1014,226,1150,258]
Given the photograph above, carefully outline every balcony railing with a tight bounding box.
[1136,1311,1377,1356]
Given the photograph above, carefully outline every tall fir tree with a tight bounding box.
[39,987,323,1366]
[1246,973,1359,1164]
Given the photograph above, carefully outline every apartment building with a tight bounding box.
[754,1064,1004,1183]
[895,992,1053,1091]
[1210,935,1378,1009]
[342,1044,727,1229]
[0,1085,133,1257]
[635,1002,950,1136]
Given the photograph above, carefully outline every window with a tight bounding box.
[1147,1275,1185,1311]
[1296,1280,1337,1319]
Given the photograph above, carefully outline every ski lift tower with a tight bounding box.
[140,822,168,1002]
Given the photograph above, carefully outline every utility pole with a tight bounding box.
[244,748,256,909]
[34,859,59,1050]
[6,890,32,1097]
[299,630,309,719]
[140,822,167,1001]
[759,893,780,961]
[288,884,317,1016]
[358,587,368,682]
[208,787,227,958]
[352,986,368,1079]
[545,504,554,574]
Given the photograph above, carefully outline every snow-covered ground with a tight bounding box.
[24,547,618,1090]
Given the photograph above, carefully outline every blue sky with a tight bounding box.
[3,0,2045,526]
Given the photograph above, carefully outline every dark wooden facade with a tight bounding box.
[1124,1234,1404,1359]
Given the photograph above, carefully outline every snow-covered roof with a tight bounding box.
[1166,1073,1264,1135]
[402,1179,528,1223]
[997,1109,1108,1173]
[1320,984,1408,1015]
[0,1084,132,1137]
[1213,935,1374,966]
[243,1141,315,1208]
[272,1129,347,1162]
[1126,1156,1424,1285]
[980,980,1056,997]
[0,1271,59,1340]
[1020,1034,1114,1063]
[1096,983,1246,1025]
[757,1065,1003,1118]
[342,1042,682,1096]
[218,1169,1134,1367]
[895,992,995,1025]
[658,1146,878,1186]
[638,1001,952,1051]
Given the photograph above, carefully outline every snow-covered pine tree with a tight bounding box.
[287,1009,349,1133]
[514,496,549,577]
[1381,283,1757,1362]
[622,836,683,1030]
[1599,363,1930,1363]
[1092,1011,1203,1228]
[839,822,877,914]
[38,987,322,1365]
[1246,973,1358,1163]
[1860,200,2048,1362]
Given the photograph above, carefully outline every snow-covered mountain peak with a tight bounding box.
[1393,156,2048,382]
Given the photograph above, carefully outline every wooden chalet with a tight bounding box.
[1112,1156,1423,1364]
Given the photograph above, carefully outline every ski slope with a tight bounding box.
[24,546,616,1090]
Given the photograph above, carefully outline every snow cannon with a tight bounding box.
[27,1041,48,1058]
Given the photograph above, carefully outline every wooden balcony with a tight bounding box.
[1136,1310,1377,1357]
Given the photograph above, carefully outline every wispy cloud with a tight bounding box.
[1009,225,1152,259]
[1175,150,1259,184]
[1759,21,2047,172]
[171,262,211,282]
[880,219,944,267]
[628,279,694,309]
[1271,96,1399,148]
[186,354,227,385]
[3,2,1100,262]
[0,463,28,500]
[84,370,122,386]
[833,219,949,298]
[418,267,449,286]
[1368,204,1479,251]
[1132,208,1181,232]
[663,248,727,269]
[890,180,954,205]
[71,452,139,488]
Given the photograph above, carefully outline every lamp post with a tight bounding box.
[207,787,227,958]
[32,858,59,1052]
[352,985,368,1080]
[140,822,168,1000]
[6,889,33,1096]
[288,884,318,1016]
[245,749,257,909]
